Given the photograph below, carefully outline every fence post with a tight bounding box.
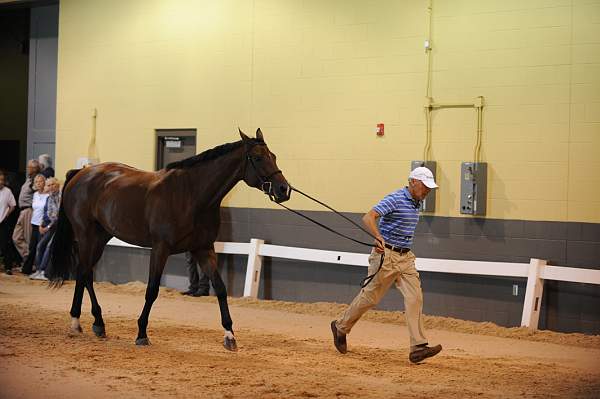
[521,258,547,329]
[243,238,264,298]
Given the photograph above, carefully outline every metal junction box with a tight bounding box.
[411,160,437,213]
[460,162,487,216]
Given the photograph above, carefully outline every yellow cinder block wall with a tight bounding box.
[55,0,600,223]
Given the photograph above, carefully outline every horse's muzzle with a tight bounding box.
[263,181,291,203]
[275,182,292,203]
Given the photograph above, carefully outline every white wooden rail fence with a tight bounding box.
[108,238,600,331]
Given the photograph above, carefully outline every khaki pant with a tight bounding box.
[336,248,428,348]
[12,208,32,259]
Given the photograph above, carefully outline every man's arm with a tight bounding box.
[362,209,385,253]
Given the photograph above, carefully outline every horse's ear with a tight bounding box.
[239,128,250,142]
[256,128,264,141]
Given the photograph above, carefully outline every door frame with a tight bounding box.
[155,128,197,171]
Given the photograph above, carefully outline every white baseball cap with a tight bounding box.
[409,166,438,189]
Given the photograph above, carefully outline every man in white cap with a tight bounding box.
[330,166,442,363]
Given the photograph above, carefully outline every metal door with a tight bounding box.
[156,129,196,170]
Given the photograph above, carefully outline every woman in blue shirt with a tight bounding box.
[30,178,60,280]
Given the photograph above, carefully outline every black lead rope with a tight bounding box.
[245,151,385,288]
[288,185,376,243]
[274,200,375,248]
[272,185,385,288]
[359,255,385,288]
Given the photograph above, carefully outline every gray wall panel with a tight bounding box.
[26,4,58,163]
[566,242,600,269]
[95,246,149,284]
[218,254,247,297]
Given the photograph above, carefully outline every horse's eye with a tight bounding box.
[253,156,262,162]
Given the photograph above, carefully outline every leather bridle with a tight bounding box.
[243,143,287,202]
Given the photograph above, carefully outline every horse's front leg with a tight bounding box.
[136,243,169,345]
[194,248,237,351]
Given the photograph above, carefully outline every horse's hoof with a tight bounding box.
[68,326,83,337]
[135,337,151,346]
[92,324,106,338]
[223,336,238,352]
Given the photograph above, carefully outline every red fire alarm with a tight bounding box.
[376,123,384,136]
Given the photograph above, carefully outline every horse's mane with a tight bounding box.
[165,138,263,170]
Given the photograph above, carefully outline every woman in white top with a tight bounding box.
[22,174,47,275]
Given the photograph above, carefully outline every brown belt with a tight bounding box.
[384,243,410,254]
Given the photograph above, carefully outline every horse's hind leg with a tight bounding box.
[85,271,106,337]
[194,248,236,351]
[69,273,85,335]
[69,269,103,336]
[69,229,110,336]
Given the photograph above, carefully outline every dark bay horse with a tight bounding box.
[47,129,290,351]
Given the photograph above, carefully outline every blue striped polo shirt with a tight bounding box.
[372,187,420,249]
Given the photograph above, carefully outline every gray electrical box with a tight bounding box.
[460,162,487,215]
[411,160,437,213]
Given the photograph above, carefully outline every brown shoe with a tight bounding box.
[330,321,347,354]
[409,344,442,363]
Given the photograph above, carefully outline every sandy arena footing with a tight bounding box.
[0,273,599,398]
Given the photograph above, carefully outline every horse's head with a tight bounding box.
[240,128,291,203]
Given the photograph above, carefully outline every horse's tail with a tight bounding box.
[47,168,82,287]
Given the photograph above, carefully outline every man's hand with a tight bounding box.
[39,226,48,234]
[374,236,385,253]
